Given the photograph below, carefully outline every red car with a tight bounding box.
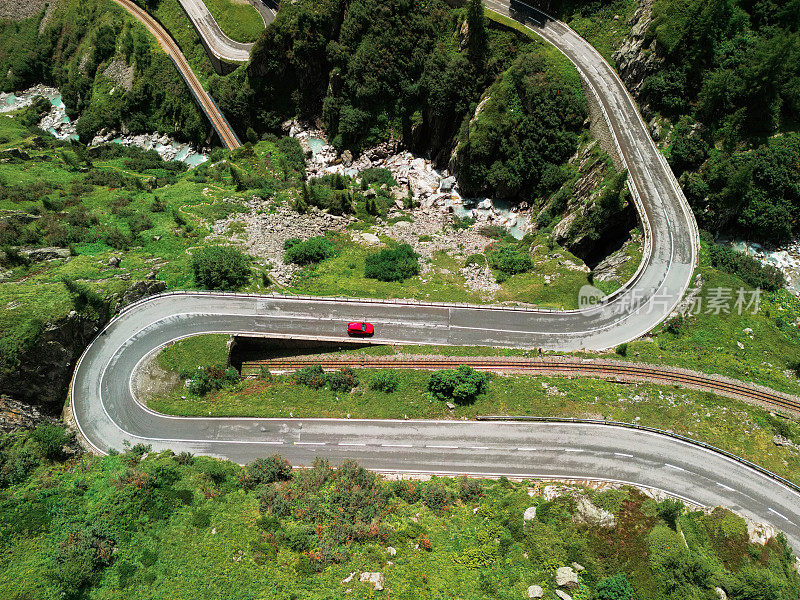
[347,321,374,336]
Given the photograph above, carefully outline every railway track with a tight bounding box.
[243,356,800,416]
[111,0,241,149]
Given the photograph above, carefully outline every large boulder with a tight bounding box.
[527,585,544,598]
[556,567,579,590]
[523,506,537,525]
[573,495,617,529]
[359,572,384,591]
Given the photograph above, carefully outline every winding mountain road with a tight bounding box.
[70,0,800,552]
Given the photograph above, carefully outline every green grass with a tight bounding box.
[158,334,231,374]
[149,368,800,486]
[203,0,265,43]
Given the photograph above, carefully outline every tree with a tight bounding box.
[596,573,634,600]
[191,246,251,291]
[428,365,489,405]
[31,425,72,461]
[283,236,336,265]
[364,244,420,282]
[465,0,487,65]
[657,498,684,530]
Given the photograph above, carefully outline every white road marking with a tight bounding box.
[564,448,583,453]
[517,447,538,452]
[381,443,413,448]
[665,463,686,471]
[466,446,490,450]
[338,442,367,447]
[716,482,735,492]
[427,445,459,449]
[769,508,790,521]
[614,452,633,458]
[261,441,284,445]
[294,442,325,446]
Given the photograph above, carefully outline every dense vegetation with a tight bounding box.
[191,246,252,291]
[2,427,798,599]
[0,0,209,144]
[640,0,800,243]
[211,0,585,204]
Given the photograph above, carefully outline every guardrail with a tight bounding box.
[477,416,800,496]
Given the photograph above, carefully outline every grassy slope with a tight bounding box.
[203,0,265,43]
[0,432,796,600]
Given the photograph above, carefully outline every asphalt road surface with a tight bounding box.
[69,0,800,553]
[178,0,270,62]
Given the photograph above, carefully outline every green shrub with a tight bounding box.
[191,246,252,291]
[188,365,240,396]
[328,367,359,392]
[615,343,628,357]
[364,243,420,282]
[240,455,293,490]
[657,498,684,530]
[428,365,489,405]
[707,243,785,291]
[31,425,72,461]
[487,244,533,276]
[294,365,327,389]
[596,573,634,600]
[458,476,484,502]
[283,236,336,265]
[369,371,399,393]
[360,168,396,188]
[423,481,452,513]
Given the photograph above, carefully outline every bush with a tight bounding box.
[486,244,533,276]
[360,168,396,188]
[657,498,684,530]
[188,365,240,396]
[283,236,336,265]
[423,482,451,513]
[328,367,359,392]
[364,244,420,282]
[615,343,628,357]
[707,243,785,291]
[294,365,327,389]
[369,371,399,393]
[428,365,489,405]
[458,476,484,502]
[31,425,72,461]
[191,246,252,291]
[240,455,292,489]
[596,573,634,600]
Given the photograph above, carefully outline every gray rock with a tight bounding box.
[527,585,544,598]
[571,562,585,572]
[341,150,353,167]
[556,567,579,589]
[715,587,727,600]
[364,188,377,198]
[119,280,167,308]
[360,233,381,245]
[21,246,71,261]
[446,402,455,410]
[108,256,121,267]
[555,591,573,600]
[439,176,456,192]
[573,495,617,529]
[386,547,396,556]
[524,506,537,524]
[359,572,384,591]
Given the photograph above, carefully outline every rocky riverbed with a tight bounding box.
[1,84,208,166]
